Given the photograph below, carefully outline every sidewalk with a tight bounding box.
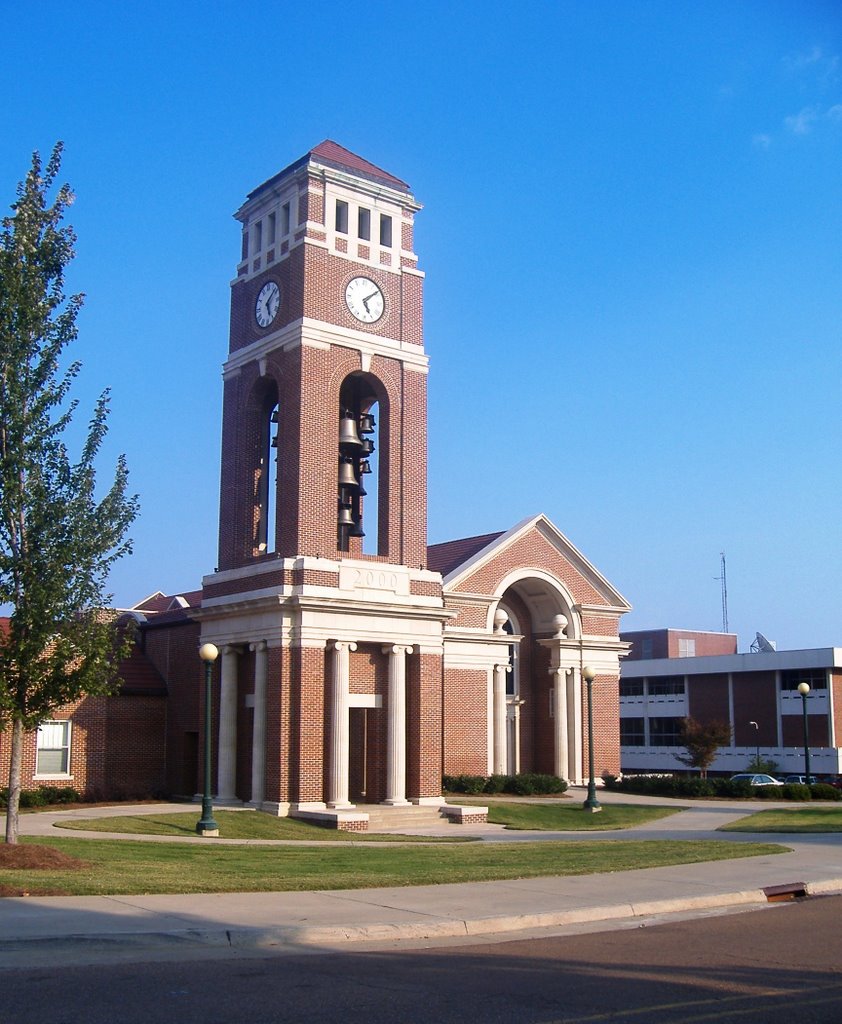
[3,790,842,964]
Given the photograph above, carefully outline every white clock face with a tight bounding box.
[255,280,280,328]
[345,277,384,324]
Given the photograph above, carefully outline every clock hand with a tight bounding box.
[363,291,378,310]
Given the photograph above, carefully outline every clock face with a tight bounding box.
[345,277,384,324]
[255,280,280,328]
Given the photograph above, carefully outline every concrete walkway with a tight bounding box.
[2,789,841,964]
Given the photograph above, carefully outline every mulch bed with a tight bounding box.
[0,843,90,897]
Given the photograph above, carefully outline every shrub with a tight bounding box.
[506,773,567,796]
[810,783,841,801]
[781,783,811,801]
[442,774,487,795]
[484,774,509,794]
[442,773,568,796]
[602,774,619,790]
[0,785,81,809]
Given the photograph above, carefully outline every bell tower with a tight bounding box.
[216,140,428,572]
[202,143,445,818]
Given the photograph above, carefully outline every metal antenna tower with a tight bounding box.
[718,551,729,633]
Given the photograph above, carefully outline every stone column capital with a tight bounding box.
[382,644,413,657]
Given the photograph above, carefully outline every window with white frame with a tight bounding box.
[678,638,696,657]
[36,720,71,776]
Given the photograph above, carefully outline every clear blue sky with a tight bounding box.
[2,0,840,651]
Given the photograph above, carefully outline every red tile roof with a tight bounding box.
[247,140,410,202]
[426,532,505,577]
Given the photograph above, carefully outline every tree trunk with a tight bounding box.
[4,718,24,844]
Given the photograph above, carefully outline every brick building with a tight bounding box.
[618,629,842,777]
[2,142,631,821]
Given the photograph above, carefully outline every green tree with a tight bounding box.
[0,144,139,843]
[674,717,731,779]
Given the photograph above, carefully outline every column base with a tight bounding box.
[381,798,411,807]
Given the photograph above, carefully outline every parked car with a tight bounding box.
[730,773,784,786]
[815,775,842,789]
[783,775,817,785]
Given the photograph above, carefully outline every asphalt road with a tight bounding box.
[4,894,842,1023]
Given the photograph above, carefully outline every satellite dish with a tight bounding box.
[750,632,777,653]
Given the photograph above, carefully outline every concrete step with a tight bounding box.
[358,804,446,830]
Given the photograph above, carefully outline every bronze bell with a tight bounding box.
[337,507,354,526]
[338,458,359,488]
[339,414,362,447]
[359,413,375,434]
[348,520,365,538]
[359,459,372,474]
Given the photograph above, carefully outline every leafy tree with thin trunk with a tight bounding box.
[674,717,732,779]
[0,144,139,844]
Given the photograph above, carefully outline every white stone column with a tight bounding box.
[552,667,569,781]
[328,641,356,809]
[249,640,267,807]
[492,662,509,775]
[383,644,413,805]
[217,645,239,801]
[569,668,583,785]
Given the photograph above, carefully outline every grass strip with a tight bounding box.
[4,837,785,897]
[52,810,469,842]
[485,802,680,831]
[720,808,842,833]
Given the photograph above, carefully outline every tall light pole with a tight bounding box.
[196,643,220,837]
[797,682,811,784]
[749,720,759,767]
[582,664,601,813]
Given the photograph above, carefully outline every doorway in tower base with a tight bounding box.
[348,706,387,803]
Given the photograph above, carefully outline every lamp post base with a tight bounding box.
[582,800,602,813]
[196,822,219,837]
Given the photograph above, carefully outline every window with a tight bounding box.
[649,717,682,746]
[641,638,653,659]
[678,638,696,658]
[358,208,371,241]
[620,717,646,746]
[620,679,644,697]
[379,214,392,247]
[648,676,685,696]
[253,220,263,255]
[36,720,71,775]
[267,212,276,245]
[781,668,827,691]
[281,202,291,236]
[336,200,349,234]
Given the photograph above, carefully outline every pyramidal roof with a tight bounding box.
[246,140,411,202]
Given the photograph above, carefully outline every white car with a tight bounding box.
[730,773,784,786]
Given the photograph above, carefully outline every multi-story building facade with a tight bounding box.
[619,630,842,776]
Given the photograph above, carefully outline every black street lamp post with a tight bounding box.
[749,720,759,767]
[797,682,811,784]
[196,643,220,837]
[582,664,601,813]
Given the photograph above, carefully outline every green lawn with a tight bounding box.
[55,804,679,838]
[53,810,469,842]
[720,807,842,833]
[485,802,680,831]
[5,836,786,897]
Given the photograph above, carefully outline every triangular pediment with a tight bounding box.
[441,513,631,612]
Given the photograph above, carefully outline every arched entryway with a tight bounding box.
[493,572,581,782]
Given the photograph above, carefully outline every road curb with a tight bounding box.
[11,883,842,957]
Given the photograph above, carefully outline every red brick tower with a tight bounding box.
[217,141,427,571]
[200,143,447,819]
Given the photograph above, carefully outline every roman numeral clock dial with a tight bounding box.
[255,280,280,328]
[345,276,384,324]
